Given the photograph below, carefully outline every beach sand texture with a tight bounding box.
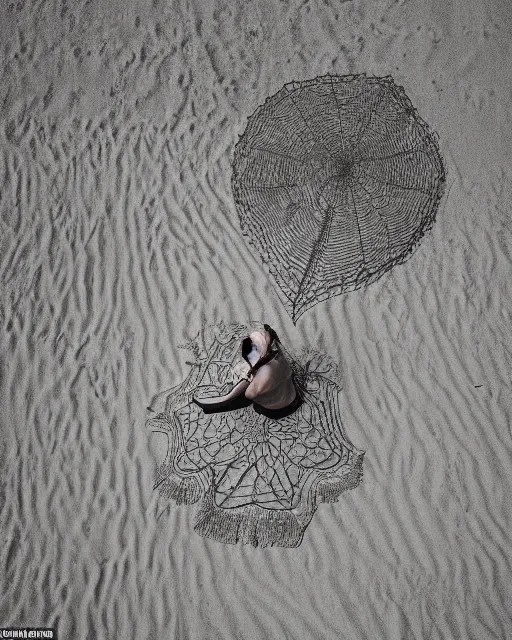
[1,0,511,638]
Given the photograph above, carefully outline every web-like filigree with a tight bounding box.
[147,322,364,547]
[232,74,446,322]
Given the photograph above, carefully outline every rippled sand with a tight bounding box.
[1,0,511,637]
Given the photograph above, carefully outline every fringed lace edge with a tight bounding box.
[193,452,365,547]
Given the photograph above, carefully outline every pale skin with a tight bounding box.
[245,348,296,410]
[193,329,296,411]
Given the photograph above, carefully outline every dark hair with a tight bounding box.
[241,336,253,361]
[263,324,280,345]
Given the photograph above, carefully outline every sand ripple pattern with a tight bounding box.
[1,0,512,638]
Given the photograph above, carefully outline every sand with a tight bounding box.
[1,0,511,637]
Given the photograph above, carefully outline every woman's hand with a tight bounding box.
[232,359,253,383]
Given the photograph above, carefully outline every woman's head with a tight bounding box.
[242,329,272,367]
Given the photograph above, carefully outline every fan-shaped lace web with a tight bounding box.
[232,74,446,321]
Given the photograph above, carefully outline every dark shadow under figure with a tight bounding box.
[147,321,364,548]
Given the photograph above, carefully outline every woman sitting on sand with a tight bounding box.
[193,324,301,418]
